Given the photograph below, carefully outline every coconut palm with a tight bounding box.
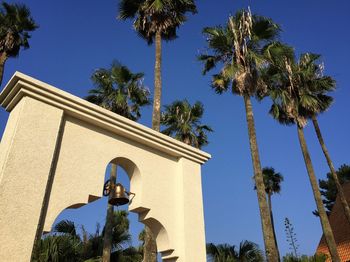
[199,9,280,260]
[118,0,197,132]
[161,100,213,149]
[86,62,150,262]
[206,241,264,262]
[264,48,340,261]
[0,2,38,85]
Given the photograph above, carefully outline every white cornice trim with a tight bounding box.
[0,72,211,164]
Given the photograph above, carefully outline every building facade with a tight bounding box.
[316,182,350,261]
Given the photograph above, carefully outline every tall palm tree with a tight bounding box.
[0,2,38,86]
[161,100,213,149]
[199,9,280,260]
[264,48,340,261]
[262,167,284,261]
[118,2,197,260]
[87,62,150,262]
[303,59,350,226]
[118,0,197,132]
[261,167,283,219]
[206,241,264,262]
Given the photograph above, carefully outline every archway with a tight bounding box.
[45,159,155,260]
[0,72,210,261]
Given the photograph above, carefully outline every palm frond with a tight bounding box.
[161,100,212,149]
[86,61,150,121]
[54,220,78,237]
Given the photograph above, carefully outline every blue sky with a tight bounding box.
[1,0,350,257]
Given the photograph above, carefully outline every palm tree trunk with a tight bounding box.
[143,226,157,262]
[152,30,162,132]
[102,164,117,262]
[144,29,161,262]
[184,136,191,145]
[243,95,279,261]
[312,116,350,225]
[296,126,340,261]
[268,193,280,262]
[0,52,8,87]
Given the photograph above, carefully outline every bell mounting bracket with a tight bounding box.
[103,179,111,196]
[102,179,135,198]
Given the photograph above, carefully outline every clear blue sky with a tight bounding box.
[1,0,350,257]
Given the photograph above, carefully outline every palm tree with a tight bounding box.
[264,49,340,261]
[255,167,283,261]
[206,241,264,262]
[32,220,83,262]
[33,212,139,262]
[0,2,38,86]
[261,167,283,219]
[199,9,280,260]
[118,3,197,260]
[161,100,213,149]
[87,62,150,262]
[87,61,150,121]
[32,235,83,262]
[304,60,350,226]
[118,0,197,132]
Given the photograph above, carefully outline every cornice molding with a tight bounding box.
[0,72,211,164]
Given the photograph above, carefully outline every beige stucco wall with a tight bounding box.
[0,97,64,261]
[0,72,210,261]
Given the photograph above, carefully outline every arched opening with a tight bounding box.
[36,157,172,261]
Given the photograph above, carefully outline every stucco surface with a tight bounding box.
[0,72,210,261]
[0,97,64,261]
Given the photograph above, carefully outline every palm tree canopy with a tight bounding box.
[105,210,132,251]
[160,99,213,149]
[32,235,83,262]
[86,61,150,121]
[33,211,136,261]
[207,241,264,262]
[118,0,197,44]
[54,219,78,238]
[198,9,280,97]
[261,167,284,195]
[263,47,336,128]
[207,243,237,262]
[0,2,38,57]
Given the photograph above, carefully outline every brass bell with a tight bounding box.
[108,183,130,206]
